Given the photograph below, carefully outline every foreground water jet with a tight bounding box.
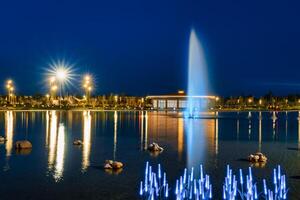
[187,29,209,117]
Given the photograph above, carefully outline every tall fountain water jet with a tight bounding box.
[187,29,209,117]
[185,29,209,171]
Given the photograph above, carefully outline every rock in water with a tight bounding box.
[103,163,113,169]
[15,140,32,149]
[103,160,124,170]
[248,152,267,163]
[112,161,123,169]
[73,140,83,145]
[0,136,6,143]
[147,142,164,152]
[105,160,113,165]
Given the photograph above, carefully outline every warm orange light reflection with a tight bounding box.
[177,118,184,158]
[113,111,118,160]
[48,111,58,168]
[298,112,300,149]
[215,117,219,155]
[259,112,262,152]
[144,111,148,150]
[82,111,91,171]
[5,111,13,156]
[140,111,144,150]
[54,123,65,181]
[46,111,49,145]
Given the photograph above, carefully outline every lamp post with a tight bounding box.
[6,80,14,104]
[82,75,93,106]
[49,76,57,100]
[56,68,67,108]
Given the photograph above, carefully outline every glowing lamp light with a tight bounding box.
[56,68,67,81]
[85,75,91,81]
[51,85,58,91]
[50,76,56,83]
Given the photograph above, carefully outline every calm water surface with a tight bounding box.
[0,111,300,199]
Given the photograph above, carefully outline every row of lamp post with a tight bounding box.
[47,73,93,106]
[5,80,15,104]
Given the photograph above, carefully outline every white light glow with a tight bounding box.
[5,111,13,157]
[48,111,57,169]
[45,59,76,91]
[54,123,65,182]
[82,111,91,171]
[56,68,67,81]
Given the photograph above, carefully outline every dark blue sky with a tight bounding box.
[0,0,300,96]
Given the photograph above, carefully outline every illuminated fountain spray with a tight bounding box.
[139,163,288,199]
[186,29,208,117]
[139,162,212,200]
[139,162,170,199]
[174,165,212,199]
[222,165,287,200]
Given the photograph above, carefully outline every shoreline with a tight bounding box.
[0,108,300,112]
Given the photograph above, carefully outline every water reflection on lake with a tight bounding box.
[0,111,300,199]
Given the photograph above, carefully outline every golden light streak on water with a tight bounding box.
[46,111,49,146]
[298,112,300,150]
[140,111,144,150]
[5,111,13,157]
[272,112,277,139]
[82,111,91,171]
[113,111,118,160]
[248,119,252,139]
[215,117,219,155]
[177,117,184,158]
[144,111,148,150]
[54,123,65,181]
[236,112,240,139]
[259,112,262,152]
[48,111,57,169]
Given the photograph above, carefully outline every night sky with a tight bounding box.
[0,0,300,96]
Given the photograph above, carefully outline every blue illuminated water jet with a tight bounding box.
[186,29,209,117]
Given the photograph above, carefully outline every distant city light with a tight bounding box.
[56,68,67,82]
[82,74,93,103]
[46,59,76,91]
[51,85,58,91]
[49,76,56,84]
[5,79,15,104]
[85,75,91,81]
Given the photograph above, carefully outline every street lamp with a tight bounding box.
[49,76,57,99]
[5,80,15,104]
[82,74,93,105]
[55,68,69,108]
[56,68,67,81]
